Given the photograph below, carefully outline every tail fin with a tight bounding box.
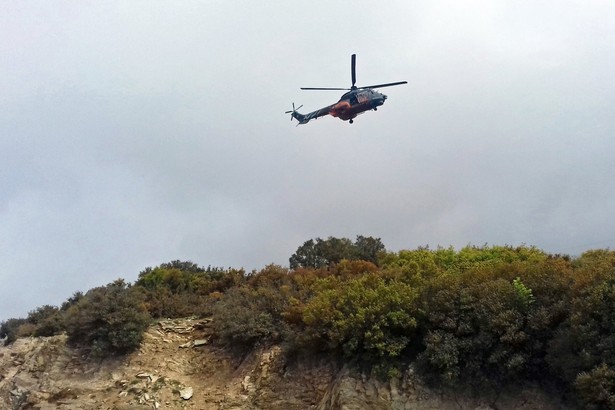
[285,103,307,125]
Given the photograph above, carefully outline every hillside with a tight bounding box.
[3,241,615,409]
[1,317,567,410]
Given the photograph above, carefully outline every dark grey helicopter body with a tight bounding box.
[286,54,406,125]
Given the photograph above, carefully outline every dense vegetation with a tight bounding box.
[2,237,615,408]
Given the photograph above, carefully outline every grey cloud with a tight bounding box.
[2,1,615,320]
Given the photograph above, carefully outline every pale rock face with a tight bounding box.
[179,386,193,400]
[0,318,569,410]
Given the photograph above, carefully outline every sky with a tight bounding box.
[2,1,615,320]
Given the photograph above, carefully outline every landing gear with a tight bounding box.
[349,119,354,124]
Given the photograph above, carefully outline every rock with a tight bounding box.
[10,388,23,397]
[179,337,209,348]
[192,339,209,347]
[136,372,153,381]
[241,375,254,393]
[159,318,196,334]
[194,318,212,327]
[180,386,193,400]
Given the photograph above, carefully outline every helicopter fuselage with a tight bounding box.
[330,89,386,121]
[286,54,405,125]
[291,89,387,125]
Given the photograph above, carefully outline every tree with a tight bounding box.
[289,238,332,269]
[289,236,386,269]
[354,235,385,265]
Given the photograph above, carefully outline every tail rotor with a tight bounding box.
[285,103,303,121]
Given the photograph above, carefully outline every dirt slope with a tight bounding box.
[0,318,570,409]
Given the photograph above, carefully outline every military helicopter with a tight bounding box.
[286,54,407,125]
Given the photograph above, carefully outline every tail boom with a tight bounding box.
[291,111,309,124]
[286,105,331,125]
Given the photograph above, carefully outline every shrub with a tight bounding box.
[134,286,216,319]
[302,273,420,365]
[27,305,64,337]
[212,265,296,352]
[547,270,615,385]
[575,364,615,410]
[212,286,280,351]
[0,318,28,345]
[135,261,244,318]
[419,271,534,387]
[64,279,150,357]
[0,305,65,344]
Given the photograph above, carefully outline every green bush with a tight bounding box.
[212,265,294,352]
[548,270,615,385]
[0,318,28,345]
[419,271,534,387]
[575,364,615,410]
[135,261,244,318]
[134,286,218,319]
[0,305,65,344]
[510,257,573,379]
[63,279,150,357]
[27,305,64,337]
[381,245,548,280]
[302,273,420,364]
[212,286,281,350]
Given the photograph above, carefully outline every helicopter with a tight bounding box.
[286,54,407,125]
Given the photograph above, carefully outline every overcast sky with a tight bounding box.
[2,1,615,321]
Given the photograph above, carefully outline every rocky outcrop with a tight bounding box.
[317,365,567,410]
[0,318,570,409]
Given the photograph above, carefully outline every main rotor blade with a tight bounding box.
[351,54,356,88]
[300,87,350,91]
[360,81,408,89]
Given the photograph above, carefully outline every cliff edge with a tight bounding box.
[0,318,569,409]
